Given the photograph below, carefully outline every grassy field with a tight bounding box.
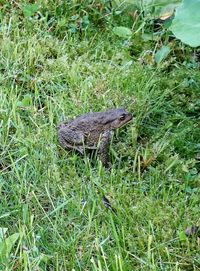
[0,1,200,270]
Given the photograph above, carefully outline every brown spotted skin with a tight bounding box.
[57,108,132,166]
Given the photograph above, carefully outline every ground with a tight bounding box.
[0,2,200,270]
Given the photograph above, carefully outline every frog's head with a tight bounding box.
[106,108,132,129]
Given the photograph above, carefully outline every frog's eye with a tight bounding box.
[119,114,126,121]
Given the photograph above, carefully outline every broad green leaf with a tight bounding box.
[155,45,170,63]
[0,233,19,261]
[124,0,181,17]
[125,0,180,6]
[113,27,132,38]
[22,4,38,17]
[170,0,200,47]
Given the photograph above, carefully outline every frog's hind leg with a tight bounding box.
[58,128,84,154]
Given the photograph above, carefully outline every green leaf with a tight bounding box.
[22,4,38,17]
[21,94,32,107]
[17,94,32,107]
[155,45,170,63]
[125,0,181,17]
[178,231,187,241]
[81,15,89,29]
[113,27,132,38]
[170,0,200,47]
[0,233,19,261]
[159,3,179,20]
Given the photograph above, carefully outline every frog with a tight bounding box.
[57,108,132,166]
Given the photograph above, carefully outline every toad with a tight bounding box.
[57,108,132,166]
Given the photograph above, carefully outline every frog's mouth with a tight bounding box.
[125,113,133,123]
[127,113,133,122]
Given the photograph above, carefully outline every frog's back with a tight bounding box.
[69,108,123,126]
[58,108,130,133]
[67,111,107,133]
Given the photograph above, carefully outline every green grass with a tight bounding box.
[0,2,200,270]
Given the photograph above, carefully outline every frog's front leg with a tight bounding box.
[58,127,84,154]
[98,130,111,167]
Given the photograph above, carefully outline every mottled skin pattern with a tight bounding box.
[57,108,132,166]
